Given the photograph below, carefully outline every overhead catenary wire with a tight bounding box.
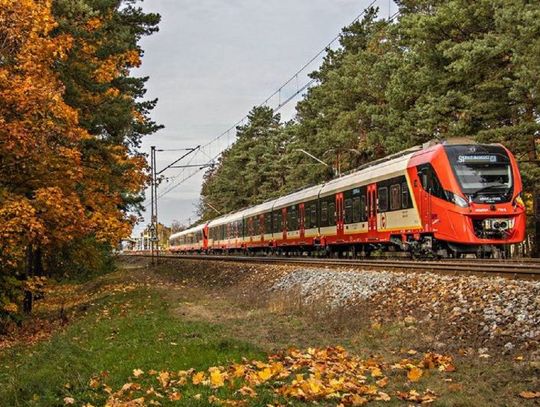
[149,1,399,208]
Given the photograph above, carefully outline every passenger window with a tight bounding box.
[344,198,353,224]
[321,201,328,225]
[310,204,317,228]
[378,187,388,212]
[288,205,298,230]
[352,197,361,223]
[402,182,409,209]
[328,202,336,226]
[265,213,271,234]
[390,184,401,210]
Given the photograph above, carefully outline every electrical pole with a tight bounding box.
[150,146,157,265]
[148,145,212,265]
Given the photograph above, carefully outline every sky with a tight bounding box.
[133,0,396,236]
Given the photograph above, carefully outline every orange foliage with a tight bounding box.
[0,0,146,281]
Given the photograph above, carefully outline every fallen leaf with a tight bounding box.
[192,372,205,385]
[63,397,75,405]
[407,367,423,382]
[210,368,225,388]
[133,368,144,378]
[519,391,540,399]
[168,391,181,401]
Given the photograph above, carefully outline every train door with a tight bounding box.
[282,207,287,241]
[416,171,432,232]
[299,203,305,240]
[420,189,432,231]
[336,192,344,240]
[367,183,378,240]
[259,214,264,244]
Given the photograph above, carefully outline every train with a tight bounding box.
[169,140,526,258]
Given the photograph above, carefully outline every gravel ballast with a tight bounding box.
[270,268,540,348]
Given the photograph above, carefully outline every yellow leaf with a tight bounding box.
[192,372,205,385]
[258,368,273,382]
[209,368,225,388]
[407,367,423,382]
[231,364,245,378]
[370,367,383,378]
[158,371,170,388]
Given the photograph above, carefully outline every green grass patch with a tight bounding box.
[0,288,264,406]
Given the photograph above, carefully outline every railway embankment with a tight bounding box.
[133,256,540,354]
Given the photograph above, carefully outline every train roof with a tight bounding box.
[169,222,206,241]
[207,208,247,227]
[273,183,324,209]
[319,150,417,197]
[241,198,277,218]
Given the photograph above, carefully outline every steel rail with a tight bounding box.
[122,254,540,277]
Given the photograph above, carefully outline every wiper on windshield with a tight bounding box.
[470,184,508,197]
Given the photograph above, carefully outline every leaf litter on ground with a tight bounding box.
[82,346,457,406]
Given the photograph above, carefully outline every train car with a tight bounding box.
[169,223,207,253]
[169,141,525,258]
[242,200,276,250]
[207,210,246,252]
[270,184,324,250]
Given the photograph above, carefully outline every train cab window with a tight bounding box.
[328,202,336,226]
[417,163,445,200]
[352,197,361,223]
[390,184,401,211]
[344,198,353,224]
[360,195,367,221]
[402,182,409,209]
[321,201,328,226]
[378,187,388,212]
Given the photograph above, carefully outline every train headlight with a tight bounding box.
[448,192,469,208]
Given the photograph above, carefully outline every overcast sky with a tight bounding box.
[133,0,396,235]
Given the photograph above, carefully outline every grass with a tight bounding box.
[0,287,264,406]
[0,259,537,406]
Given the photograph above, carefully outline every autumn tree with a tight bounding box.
[0,0,161,320]
[0,0,90,315]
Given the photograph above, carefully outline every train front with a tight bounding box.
[420,144,526,256]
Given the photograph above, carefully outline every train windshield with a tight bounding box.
[444,145,513,203]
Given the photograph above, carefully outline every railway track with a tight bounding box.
[124,253,540,278]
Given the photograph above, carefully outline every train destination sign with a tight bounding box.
[457,155,498,164]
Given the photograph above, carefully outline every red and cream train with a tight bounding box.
[169,141,526,258]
